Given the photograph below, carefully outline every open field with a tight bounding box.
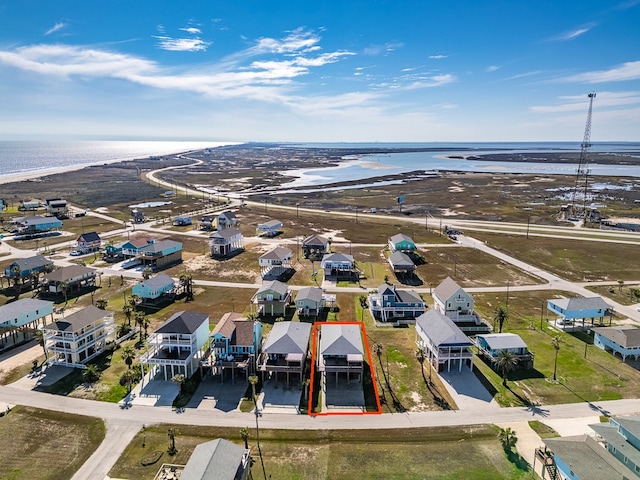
[585,283,640,306]
[471,232,640,282]
[0,406,104,480]
[471,289,640,406]
[110,423,529,480]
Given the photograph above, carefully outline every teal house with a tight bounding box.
[132,273,176,303]
[388,233,417,253]
[4,255,53,280]
[547,296,613,327]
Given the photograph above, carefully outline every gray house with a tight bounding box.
[415,310,474,373]
[295,286,324,317]
[318,323,364,385]
[180,438,251,480]
[258,321,312,385]
[388,251,416,273]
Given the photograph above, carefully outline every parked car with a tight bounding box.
[70,250,82,256]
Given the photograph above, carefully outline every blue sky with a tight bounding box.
[0,0,639,142]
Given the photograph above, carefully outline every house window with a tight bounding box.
[266,294,273,301]
[612,446,616,453]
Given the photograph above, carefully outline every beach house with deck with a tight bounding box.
[317,323,364,385]
[258,321,311,385]
[432,277,491,333]
[415,310,473,373]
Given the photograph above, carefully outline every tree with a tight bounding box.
[95,298,108,310]
[122,304,132,326]
[142,266,153,280]
[128,294,140,311]
[116,323,132,339]
[167,427,178,455]
[494,350,518,387]
[240,427,249,449]
[171,373,186,395]
[135,311,146,342]
[35,329,48,362]
[618,279,625,293]
[82,364,101,383]
[122,369,136,394]
[142,317,150,339]
[493,304,509,333]
[179,273,193,301]
[60,280,70,304]
[121,346,135,370]
[11,264,22,297]
[498,427,518,451]
[551,336,561,381]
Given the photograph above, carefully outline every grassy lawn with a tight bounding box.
[471,232,640,282]
[470,289,640,406]
[585,283,640,306]
[0,406,104,480]
[111,424,529,480]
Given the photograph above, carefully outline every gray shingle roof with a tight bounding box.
[549,296,612,312]
[389,233,414,244]
[180,438,248,480]
[590,422,640,469]
[262,321,312,355]
[257,280,289,297]
[156,311,208,335]
[7,255,52,274]
[475,333,528,350]
[295,287,323,303]
[138,239,181,253]
[544,435,635,480]
[138,273,175,290]
[210,227,242,240]
[43,265,96,282]
[45,305,113,333]
[302,234,328,247]
[321,252,354,264]
[319,324,364,356]
[433,277,463,303]
[415,310,473,347]
[593,327,640,348]
[259,247,292,261]
[0,298,53,321]
[388,251,414,268]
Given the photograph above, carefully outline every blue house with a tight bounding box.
[0,298,54,350]
[132,273,176,304]
[547,296,613,327]
[368,283,426,323]
[589,415,640,477]
[210,312,263,381]
[14,216,63,234]
[388,233,417,253]
[475,333,534,370]
[593,327,640,362]
[3,255,54,280]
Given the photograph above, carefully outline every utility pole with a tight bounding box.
[526,213,531,239]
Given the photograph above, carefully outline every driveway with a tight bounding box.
[260,379,302,414]
[440,368,499,411]
[187,375,246,412]
[125,375,178,407]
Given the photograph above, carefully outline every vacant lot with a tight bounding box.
[0,406,104,480]
[111,424,529,480]
[471,232,640,282]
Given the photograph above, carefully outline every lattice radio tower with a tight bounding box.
[570,92,596,220]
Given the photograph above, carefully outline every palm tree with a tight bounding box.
[493,304,509,333]
[11,264,22,297]
[122,304,132,326]
[498,427,518,451]
[142,317,150,339]
[551,336,561,381]
[135,311,147,342]
[121,346,135,370]
[179,273,193,300]
[128,294,140,311]
[35,329,48,362]
[494,350,518,387]
[416,347,429,384]
[142,266,153,280]
[82,364,101,383]
[95,298,108,310]
[171,373,186,395]
[60,280,70,304]
[116,323,132,339]
[167,427,178,455]
[240,426,249,449]
[617,279,625,293]
[122,369,136,394]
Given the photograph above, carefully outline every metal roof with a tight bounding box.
[319,324,364,356]
[415,310,473,347]
[476,333,528,350]
[180,438,248,480]
[549,296,612,312]
[262,321,311,355]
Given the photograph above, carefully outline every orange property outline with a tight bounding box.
[308,321,382,416]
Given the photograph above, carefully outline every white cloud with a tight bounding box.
[45,22,67,36]
[180,27,202,35]
[405,74,457,89]
[251,28,321,54]
[486,65,500,72]
[559,61,640,83]
[154,36,210,52]
[428,54,447,60]
[363,42,404,56]
[530,91,640,113]
[503,70,541,81]
[551,24,595,41]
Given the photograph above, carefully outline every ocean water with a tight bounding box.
[0,140,231,180]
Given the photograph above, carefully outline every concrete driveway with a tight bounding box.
[125,375,178,407]
[440,368,499,411]
[187,375,246,412]
[260,379,302,414]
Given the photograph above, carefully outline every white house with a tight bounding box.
[415,310,474,373]
[256,219,283,237]
[432,277,491,333]
[141,311,210,380]
[320,253,355,278]
[209,228,244,257]
[258,247,292,278]
[43,305,115,368]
